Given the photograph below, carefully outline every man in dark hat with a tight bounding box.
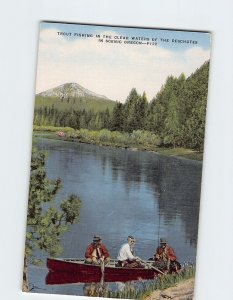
[153,238,181,272]
[85,234,110,265]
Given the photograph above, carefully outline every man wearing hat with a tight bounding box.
[85,235,110,265]
[153,238,181,272]
[117,235,143,268]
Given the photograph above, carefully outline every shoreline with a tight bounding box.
[144,278,195,300]
[34,130,203,162]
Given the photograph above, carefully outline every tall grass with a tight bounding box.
[90,265,195,299]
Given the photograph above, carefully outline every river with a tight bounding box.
[28,137,202,296]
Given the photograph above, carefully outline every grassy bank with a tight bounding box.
[109,266,195,299]
[33,125,203,161]
[84,265,195,299]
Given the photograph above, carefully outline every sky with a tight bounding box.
[35,22,211,102]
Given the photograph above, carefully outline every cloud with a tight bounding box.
[183,46,210,71]
[35,28,211,102]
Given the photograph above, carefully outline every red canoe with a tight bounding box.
[46,258,158,284]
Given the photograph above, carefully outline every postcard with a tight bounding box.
[23,21,211,299]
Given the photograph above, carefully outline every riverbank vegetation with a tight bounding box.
[23,145,82,292]
[34,126,203,160]
[34,61,209,155]
[87,264,195,299]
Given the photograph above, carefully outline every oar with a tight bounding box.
[99,259,105,292]
[100,259,105,276]
[137,257,166,275]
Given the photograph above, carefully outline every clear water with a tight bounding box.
[28,137,202,296]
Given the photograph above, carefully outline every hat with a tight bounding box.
[93,234,102,242]
[160,238,167,244]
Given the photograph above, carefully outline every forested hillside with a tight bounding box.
[35,95,115,112]
[111,60,210,151]
[34,60,210,151]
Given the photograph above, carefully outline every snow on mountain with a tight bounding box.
[37,83,109,100]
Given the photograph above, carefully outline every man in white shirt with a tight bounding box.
[117,235,143,268]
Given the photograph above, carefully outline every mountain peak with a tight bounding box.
[37,82,109,100]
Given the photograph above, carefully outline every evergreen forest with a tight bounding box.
[34,60,210,151]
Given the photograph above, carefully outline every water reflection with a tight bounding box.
[147,156,201,246]
[83,283,101,297]
[83,277,108,297]
[105,151,202,247]
[83,280,140,297]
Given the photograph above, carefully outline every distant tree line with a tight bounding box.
[34,107,111,131]
[34,60,209,151]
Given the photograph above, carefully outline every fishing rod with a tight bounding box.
[157,210,161,248]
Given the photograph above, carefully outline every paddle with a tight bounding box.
[99,259,105,293]
[137,257,166,275]
[100,258,105,275]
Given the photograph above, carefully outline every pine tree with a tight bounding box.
[111,102,124,131]
[123,88,140,132]
[135,91,148,130]
[164,92,180,147]
[23,146,82,291]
